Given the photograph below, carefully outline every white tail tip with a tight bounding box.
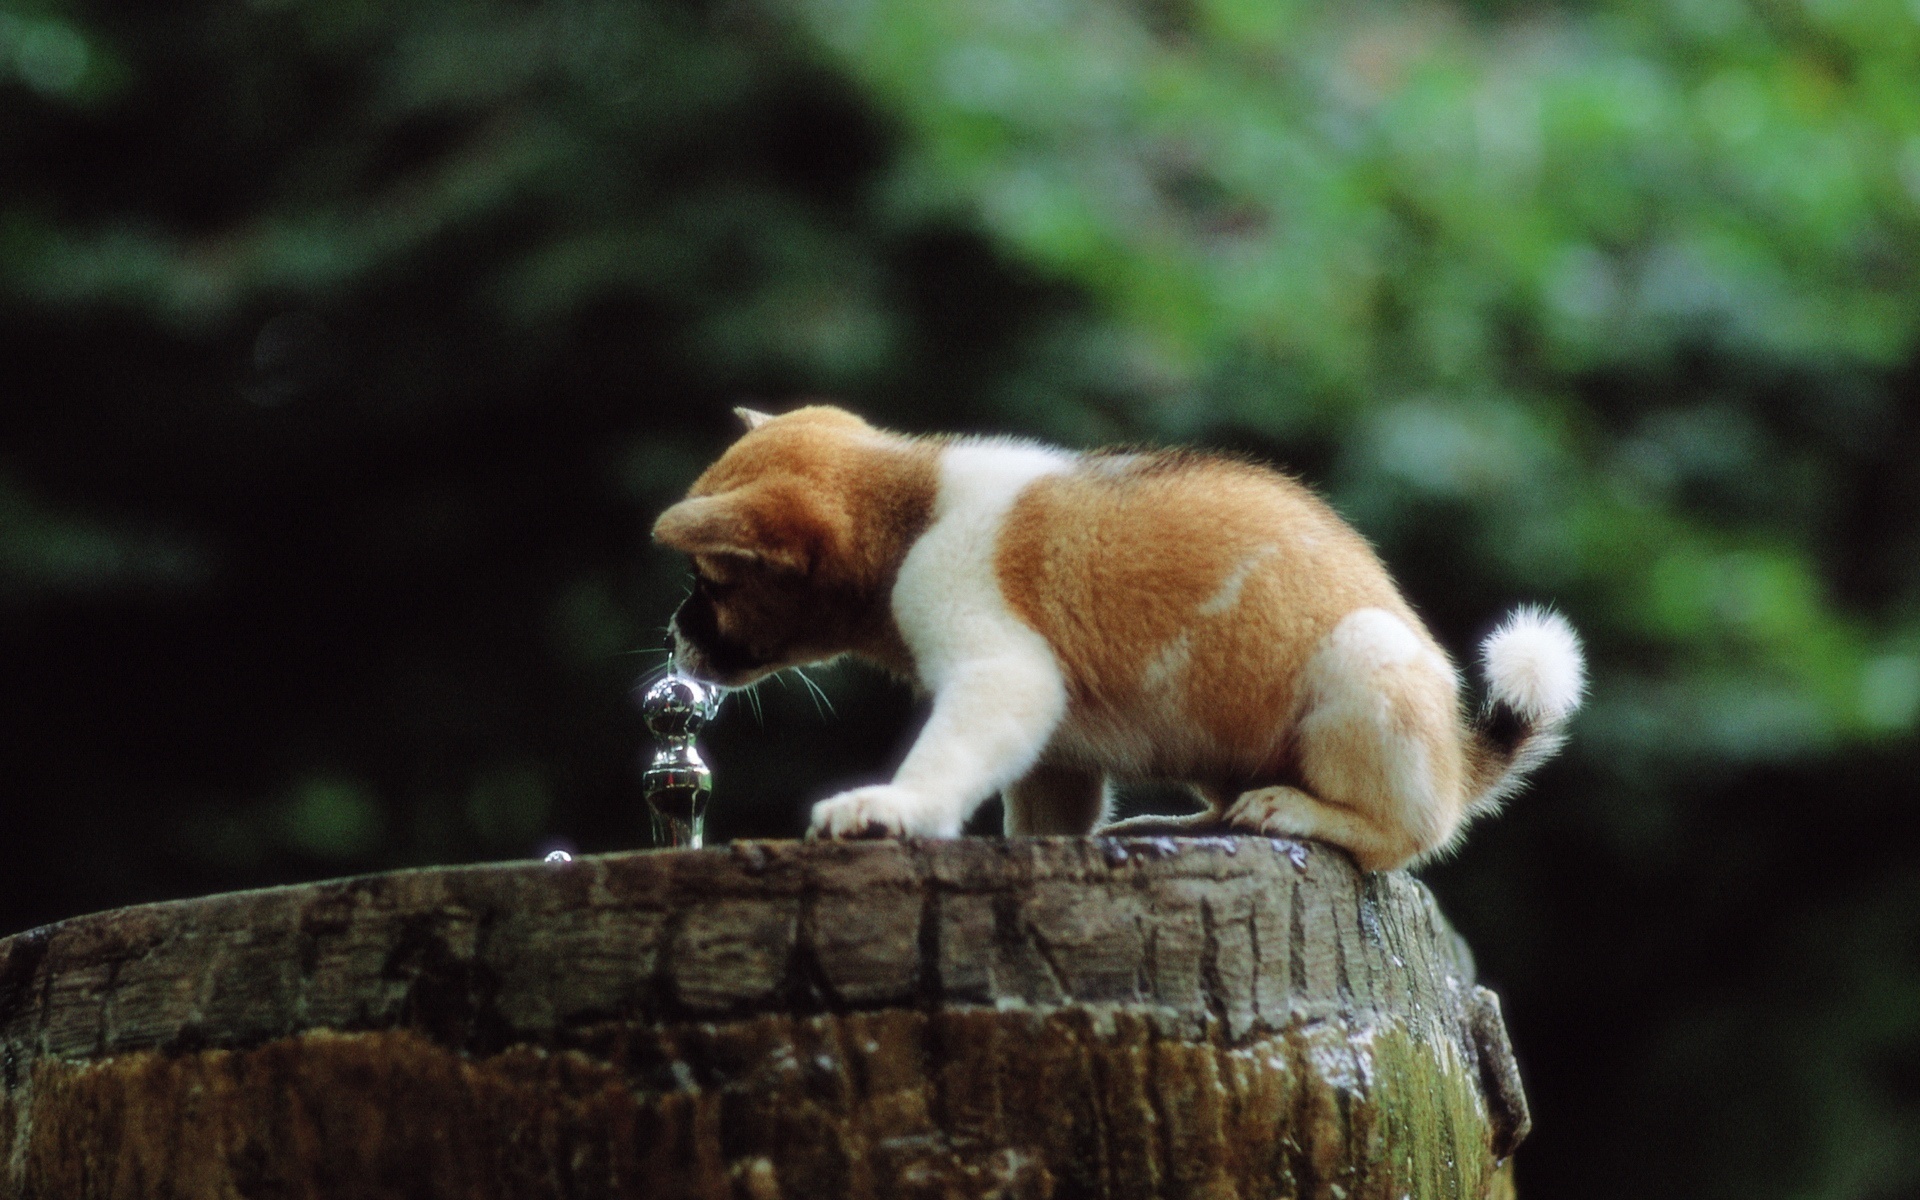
[1481,606,1586,723]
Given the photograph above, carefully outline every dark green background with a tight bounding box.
[4,0,1918,1195]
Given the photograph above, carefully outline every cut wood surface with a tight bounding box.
[0,837,1528,1199]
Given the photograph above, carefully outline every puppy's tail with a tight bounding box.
[1464,606,1586,814]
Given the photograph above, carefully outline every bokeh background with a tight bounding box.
[4,0,1919,1194]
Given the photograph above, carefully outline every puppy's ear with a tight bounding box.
[654,494,757,557]
[651,492,810,574]
[734,407,774,432]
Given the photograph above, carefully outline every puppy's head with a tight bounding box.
[652,406,877,686]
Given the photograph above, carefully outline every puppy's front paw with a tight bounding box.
[807,785,946,841]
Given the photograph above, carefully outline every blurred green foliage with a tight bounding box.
[3,0,1918,1196]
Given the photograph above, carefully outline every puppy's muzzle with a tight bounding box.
[668,589,767,685]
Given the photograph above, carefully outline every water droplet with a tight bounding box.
[543,849,573,864]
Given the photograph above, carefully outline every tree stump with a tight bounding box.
[0,837,1528,1199]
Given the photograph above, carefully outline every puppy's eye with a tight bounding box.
[693,551,758,595]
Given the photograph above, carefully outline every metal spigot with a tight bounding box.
[636,674,717,849]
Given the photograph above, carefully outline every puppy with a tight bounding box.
[654,405,1583,871]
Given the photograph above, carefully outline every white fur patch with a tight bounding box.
[1318,606,1458,687]
[1480,607,1585,722]
[893,439,1073,688]
[1295,607,1455,852]
[1140,632,1193,692]
[1196,545,1276,617]
[810,438,1073,839]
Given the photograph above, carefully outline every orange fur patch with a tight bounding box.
[995,455,1431,790]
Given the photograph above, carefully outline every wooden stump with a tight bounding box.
[0,837,1528,1199]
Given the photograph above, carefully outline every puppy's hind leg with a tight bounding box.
[1224,786,1408,868]
[1004,762,1110,835]
[1225,608,1467,873]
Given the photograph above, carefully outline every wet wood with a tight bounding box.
[0,837,1528,1199]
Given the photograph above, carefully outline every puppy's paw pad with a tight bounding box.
[1222,786,1320,837]
[807,786,920,841]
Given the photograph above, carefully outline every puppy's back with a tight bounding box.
[995,451,1433,770]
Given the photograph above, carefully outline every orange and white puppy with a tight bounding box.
[653,405,1583,871]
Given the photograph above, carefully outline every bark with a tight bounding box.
[0,836,1528,1199]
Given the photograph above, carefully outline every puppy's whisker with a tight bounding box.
[794,667,835,719]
